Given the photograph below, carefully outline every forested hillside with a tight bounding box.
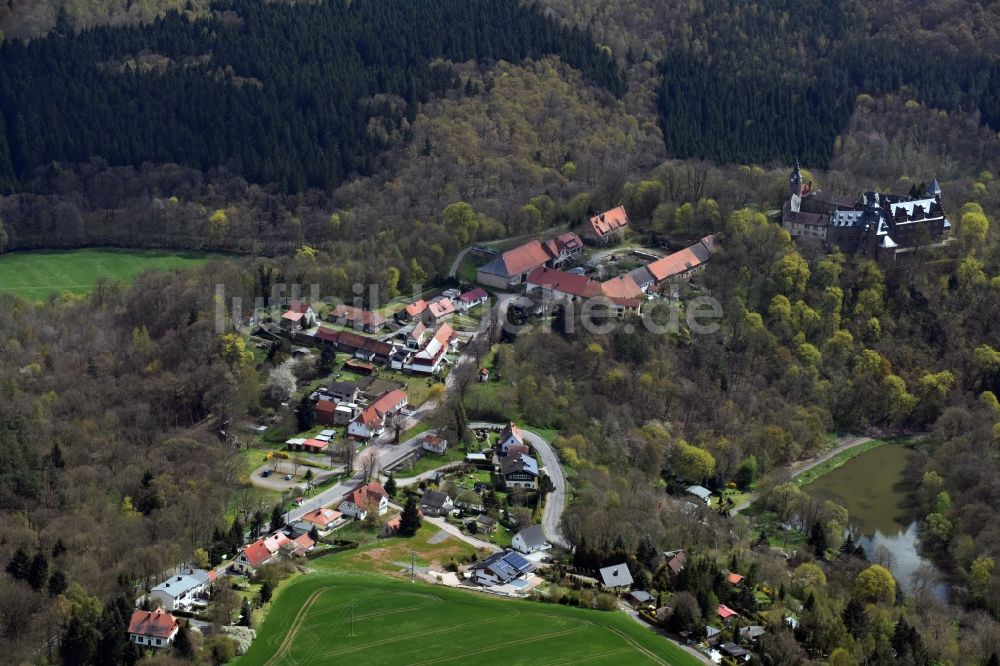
[0,0,623,193]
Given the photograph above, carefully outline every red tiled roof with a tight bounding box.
[263,532,292,553]
[290,299,311,314]
[370,389,407,417]
[128,609,178,638]
[502,240,553,276]
[646,246,708,282]
[301,507,342,526]
[318,329,393,358]
[505,443,530,457]
[427,298,456,318]
[302,438,328,452]
[727,573,745,585]
[588,206,629,237]
[718,604,739,619]
[526,267,602,298]
[699,234,721,254]
[241,540,273,567]
[282,310,304,322]
[350,481,388,510]
[459,287,488,303]
[405,300,428,317]
[432,323,454,346]
[292,533,314,554]
[330,305,387,328]
[315,327,339,343]
[601,274,642,300]
[345,359,375,372]
[316,400,336,415]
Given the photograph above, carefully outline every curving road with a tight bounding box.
[469,421,571,551]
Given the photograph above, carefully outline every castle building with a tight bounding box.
[781,161,951,262]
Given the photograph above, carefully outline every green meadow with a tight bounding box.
[0,248,217,300]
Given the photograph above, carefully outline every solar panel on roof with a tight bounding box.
[504,552,532,572]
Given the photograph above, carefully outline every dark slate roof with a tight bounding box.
[599,563,634,587]
[514,525,547,549]
[420,490,451,509]
[472,549,535,584]
[500,453,539,477]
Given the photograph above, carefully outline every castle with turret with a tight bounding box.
[781,160,951,262]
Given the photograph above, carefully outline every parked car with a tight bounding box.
[284,474,293,481]
[261,470,272,478]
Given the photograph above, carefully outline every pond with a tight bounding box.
[804,443,948,599]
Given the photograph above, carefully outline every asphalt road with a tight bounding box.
[469,421,571,551]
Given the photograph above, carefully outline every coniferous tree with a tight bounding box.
[173,620,195,660]
[384,473,397,498]
[48,570,68,597]
[5,547,29,581]
[270,504,286,532]
[296,393,315,432]
[399,496,422,536]
[61,611,98,666]
[26,551,48,590]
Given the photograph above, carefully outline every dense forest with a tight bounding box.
[0,0,623,193]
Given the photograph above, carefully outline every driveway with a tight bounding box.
[469,421,571,550]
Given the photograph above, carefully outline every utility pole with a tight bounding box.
[411,550,416,583]
[349,602,356,638]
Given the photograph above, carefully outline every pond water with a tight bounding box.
[805,444,948,599]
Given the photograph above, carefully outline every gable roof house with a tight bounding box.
[313,328,395,364]
[686,485,713,504]
[347,389,408,440]
[339,481,389,520]
[645,239,714,286]
[233,539,277,574]
[541,232,585,266]
[421,433,448,454]
[457,287,489,310]
[511,525,550,554]
[128,609,179,649]
[583,206,630,244]
[599,563,634,591]
[328,305,388,333]
[497,422,525,455]
[401,299,429,322]
[419,490,454,517]
[470,549,536,587]
[500,452,539,490]
[327,381,361,403]
[424,297,456,324]
[390,323,455,375]
[476,240,556,290]
[149,569,216,611]
[295,507,344,532]
[402,321,429,349]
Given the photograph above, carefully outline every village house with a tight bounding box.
[424,297,456,324]
[128,608,179,649]
[421,433,448,454]
[401,321,428,350]
[475,514,498,534]
[389,323,456,375]
[314,399,337,425]
[348,388,408,440]
[686,485,712,505]
[583,206,629,245]
[294,507,345,533]
[457,287,488,311]
[498,422,525,454]
[287,533,315,557]
[419,490,454,516]
[339,481,389,520]
[470,549,535,587]
[280,299,316,330]
[511,525,549,554]
[599,563,633,592]
[644,236,717,287]
[541,232,585,266]
[525,266,643,317]
[327,381,361,403]
[401,299,428,322]
[149,569,216,611]
[500,452,539,490]
[328,304,388,333]
[477,239,554,290]
[233,531,293,574]
[314,328,395,365]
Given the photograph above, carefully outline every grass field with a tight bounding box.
[0,248,216,300]
[236,573,698,666]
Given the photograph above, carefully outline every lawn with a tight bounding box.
[0,248,217,300]
[237,573,699,666]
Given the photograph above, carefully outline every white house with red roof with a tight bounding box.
[390,323,456,375]
[339,481,389,521]
[425,297,456,324]
[583,206,629,244]
[128,608,179,648]
[294,507,345,533]
[233,531,291,574]
[498,422,526,455]
[347,389,408,440]
[457,287,488,310]
[280,299,316,330]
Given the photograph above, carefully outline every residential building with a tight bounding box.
[498,422,525,454]
[128,609,179,649]
[525,266,643,316]
[339,481,389,520]
[149,569,215,611]
[314,328,395,364]
[389,323,455,375]
[402,299,428,322]
[511,525,549,554]
[599,563,633,592]
[233,540,276,574]
[645,239,715,285]
[475,514,498,534]
[334,402,361,425]
[288,533,315,556]
[327,381,361,403]
[541,232,585,266]
[314,399,337,425]
[470,549,535,586]
[419,490,454,516]
[500,452,539,490]
[421,433,448,454]
[295,507,344,533]
[347,389,408,440]
[477,240,554,290]
[583,206,629,244]
[402,321,428,350]
[457,287,488,310]
[425,298,456,324]
[328,304,388,333]
[686,485,712,504]
[720,642,751,662]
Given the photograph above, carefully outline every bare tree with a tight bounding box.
[360,448,380,482]
[339,438,356,474]
[390,412,408,443]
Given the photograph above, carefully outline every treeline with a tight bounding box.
[656,0,999,167]
[0,0,623,193]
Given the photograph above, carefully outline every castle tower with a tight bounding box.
[789,159,803,197]
[928,178,942,200]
